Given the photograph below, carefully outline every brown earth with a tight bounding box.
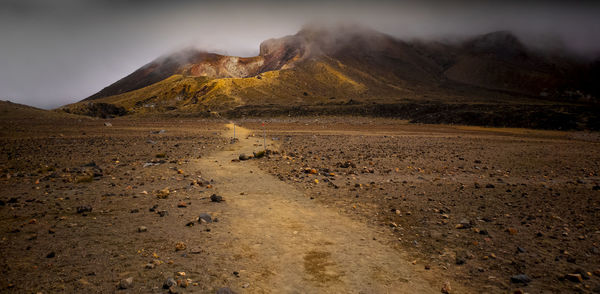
[1,114,599,293]
[243,117,600,293]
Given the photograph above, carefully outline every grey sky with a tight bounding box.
[1,0,599,109]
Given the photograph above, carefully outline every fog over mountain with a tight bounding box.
[1,0,599,108]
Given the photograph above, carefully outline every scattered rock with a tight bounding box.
[138,226,147,233]
[253,150,266,158]
[76,205,92,214]
[574,269,591,280]
[118,277,133,289]
[198,213,212,223]
[163,277,177,289]
[175,241,186,251]
[178,278,189,288]
[210,194,223,202]
[455,219,471,229]
[441,281,452,293]
[565,273,583,283]
[510,274,531,284]
[156,188,170,199]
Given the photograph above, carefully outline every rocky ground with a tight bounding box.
[1,115,599,293]
[0,117,240,292]
[243,117,600,293]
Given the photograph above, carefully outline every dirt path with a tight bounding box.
[194,124,452,293]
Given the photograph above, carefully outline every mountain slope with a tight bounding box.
[62,26,598,123]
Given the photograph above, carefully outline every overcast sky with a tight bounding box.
[1,0,599,109]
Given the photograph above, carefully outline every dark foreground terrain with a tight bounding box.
[1,114,599,293]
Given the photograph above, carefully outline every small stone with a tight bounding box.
[441,281,451,293]
[177,201,187,208]
[242,283,250,288]
[510,274,531,284]
[163,277,177,289]
[456,219,471,229]
[565,273,583,283]
[138,226,147,233]
[158,210,168,217]
[46,252,55,258]
[104,122,112,127]
[156,188,170,199]
[145,263,155,269]
[198,213,212,223]
[178,278,189,288]
[239,154,250,161]
[118,277,133,289]
[168,286,178,294]
[210,194,223,203]
[175,242,186,251]
[506,227,518,235]
[485,184,495,188]
[76,205,92,214]
[575,269,591,280]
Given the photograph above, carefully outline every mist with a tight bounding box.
[1,0,599,109]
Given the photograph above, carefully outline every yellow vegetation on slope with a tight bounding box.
[62,58,402,115]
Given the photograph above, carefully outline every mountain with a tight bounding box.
[0,100,73,120]
[60,25,599,129]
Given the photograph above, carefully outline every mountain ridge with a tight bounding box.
[61,25,599,129]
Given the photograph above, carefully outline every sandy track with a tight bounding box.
[194,124,449,293]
